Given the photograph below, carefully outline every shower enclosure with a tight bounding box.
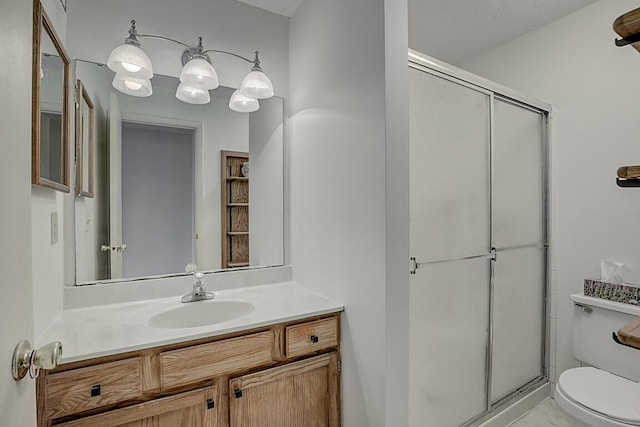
[408,51,550,427]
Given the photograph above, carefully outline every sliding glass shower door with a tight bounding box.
[490,99,546,404]
[408,63,547,427]
[408,67,493,427]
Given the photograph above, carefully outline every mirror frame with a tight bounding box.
[32,0,71,192]
[75,79,95,197]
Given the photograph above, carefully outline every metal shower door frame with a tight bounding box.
[408,50,551,427]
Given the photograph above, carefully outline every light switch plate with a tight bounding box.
[51,211,58,244]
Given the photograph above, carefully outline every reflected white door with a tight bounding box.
[108,92,124,279]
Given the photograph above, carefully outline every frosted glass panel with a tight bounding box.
[493,100,544,248]
[409,259,490,427]
[409,68,491,261]
[490,247,544,402]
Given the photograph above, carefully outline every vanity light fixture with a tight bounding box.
[239,52,274,99]
[229,89,259,113]
[106,21,153,79]
[112,73,153,97]
[107,20,274,111]
[176,82,211,105]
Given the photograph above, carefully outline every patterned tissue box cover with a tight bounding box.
[584,279,640,305]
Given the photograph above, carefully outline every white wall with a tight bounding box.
[32,0,71,340]
[460,0,640,383]
[384,0,410,424]
[0,0,36,422]
[249,97,284,267]
[289,0,389,424]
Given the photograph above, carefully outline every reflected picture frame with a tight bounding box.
[32,0,71,192]
[75,80,95,198]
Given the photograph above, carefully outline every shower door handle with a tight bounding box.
[410,249,497,274]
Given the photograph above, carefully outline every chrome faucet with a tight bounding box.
[181,270,214,303]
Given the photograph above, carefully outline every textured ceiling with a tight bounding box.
[410,0,598,64]
[234,0,302,16]
[235,0,599,64]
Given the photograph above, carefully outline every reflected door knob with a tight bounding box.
[100,244,127,252]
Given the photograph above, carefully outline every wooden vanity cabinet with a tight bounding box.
[37,314,341,427]
[229,353,339,427]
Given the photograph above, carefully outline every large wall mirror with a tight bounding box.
[32,0,71,192]
[74,60,285,284]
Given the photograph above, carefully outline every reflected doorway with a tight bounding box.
[120,122,195,278]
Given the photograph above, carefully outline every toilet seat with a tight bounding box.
[556,367,640,426]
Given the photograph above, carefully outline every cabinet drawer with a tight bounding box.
[56,386,219,427]
[47,357,143,420]
[286,317,338,358]
[160,331,274,390]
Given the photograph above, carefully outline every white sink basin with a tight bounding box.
[148,300,254,329]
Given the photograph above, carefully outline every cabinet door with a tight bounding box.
[57,386,219,427]
[230,353,339,427]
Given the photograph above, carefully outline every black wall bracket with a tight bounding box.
[616,32,640,47]
[612,331,640,350]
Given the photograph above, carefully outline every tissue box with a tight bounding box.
[584,279,640,305]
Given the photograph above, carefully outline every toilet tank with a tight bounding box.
[572,293,640,381]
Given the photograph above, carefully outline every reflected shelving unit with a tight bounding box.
[221,151,250,268]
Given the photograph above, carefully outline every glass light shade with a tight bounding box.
[107,43,153,79]
[180,58,219,90]
[112,74,152,97]
[176,83,210,105]
[240,70,274,99]
[229,89,259,113]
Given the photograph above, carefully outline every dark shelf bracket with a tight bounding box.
[615,32,640,47]
[616,178,640,187]
[612,331,640,350]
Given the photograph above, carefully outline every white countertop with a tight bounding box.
[37,282,343,364]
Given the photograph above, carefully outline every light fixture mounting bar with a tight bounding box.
[206,50,264,72]
[136,33,192,50]
[205,49,254,64]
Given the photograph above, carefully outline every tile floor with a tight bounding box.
[508,398,570,427]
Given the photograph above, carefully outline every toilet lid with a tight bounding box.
[558,367,640,424]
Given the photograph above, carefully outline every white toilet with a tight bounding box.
[554,294,640,426]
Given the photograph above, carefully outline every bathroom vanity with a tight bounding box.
[35,282,342,426]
